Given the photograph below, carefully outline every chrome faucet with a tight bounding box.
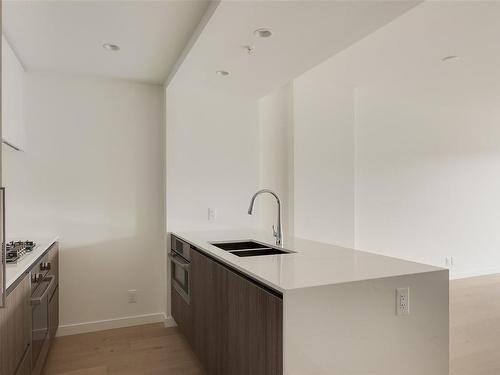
[247,189,283,246]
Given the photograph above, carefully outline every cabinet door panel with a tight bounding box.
[48,287,59,339]
[226,269,283,375]
[190,248,282,375]
[171,286,192,345]
[0,273,31,375]
[190,249,227,375]
[14,346,31,375]
[265,291,283,375]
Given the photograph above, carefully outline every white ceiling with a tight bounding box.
[316,0,500,90]
[168,0,421,98]
[2,0,210,84]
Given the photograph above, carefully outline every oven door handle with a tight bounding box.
[31,275,55,305]
[168,252,190,270]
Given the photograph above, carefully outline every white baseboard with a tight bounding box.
[57,312,167,337]
[164,315,177,328]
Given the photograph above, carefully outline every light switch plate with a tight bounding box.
[396,287,410,315]
[208,208,217,221]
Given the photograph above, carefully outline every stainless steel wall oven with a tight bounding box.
[169,236,191,304]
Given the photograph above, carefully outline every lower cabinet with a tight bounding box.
[0,273,31,375]
[0,242,60,375]
[191,249,227,374]
[48,243,60,342]
[173,247,283,375]
[226,269,283,375]
[14,347,32,375]
[32,243,59,375]
[48,286,59,340]
[171,286,192,344]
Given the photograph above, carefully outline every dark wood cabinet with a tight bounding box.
[0,273,31,375]
[14,346,31,375]
[48,287,59,340]
[181,246,283,375]
[48,243,60,341]
[171,286,192,345]
[191,249,227,375]
[32,243,59,375]
[0,242,60,375]
[226,269,283,375]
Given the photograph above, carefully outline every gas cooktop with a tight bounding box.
[5,240,37,264]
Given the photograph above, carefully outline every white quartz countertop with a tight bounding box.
[173,230,443,293]
[5,237,59,290]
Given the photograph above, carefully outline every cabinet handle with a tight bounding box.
[168,252,190,270]
[31,275,55,305]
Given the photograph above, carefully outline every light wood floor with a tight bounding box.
[450,273,500,375]
[42,324,205,375]
[42,274,500,375]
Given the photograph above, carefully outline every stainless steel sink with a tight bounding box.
[210,240,294,257]
[211,241,267,251]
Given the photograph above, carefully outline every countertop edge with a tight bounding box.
[171,231,445,293]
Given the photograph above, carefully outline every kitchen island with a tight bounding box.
[170,230,448,375]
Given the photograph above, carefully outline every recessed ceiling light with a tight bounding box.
[102,43,120,52]
[216,70,230,77]
[442,55,459,62]
[254,28,272,38]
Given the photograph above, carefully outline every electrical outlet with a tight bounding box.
[128,289,137,303]
[396,287,410,315]
[445,256,455,268]
[208,208,217,221]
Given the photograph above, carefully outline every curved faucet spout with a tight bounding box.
[247,189,283,246]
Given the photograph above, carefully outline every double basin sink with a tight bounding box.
[211,240,294,257]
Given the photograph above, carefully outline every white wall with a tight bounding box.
[284,270,449,375]
[293,71,355,248]
[165,86,263,318]
[289,1,500,278]
[165,86,260,233]
[352,2,500,278]
[3,73,165,333]
[258,84,294,237]
[355,82,500,278]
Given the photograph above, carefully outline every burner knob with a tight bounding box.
[31,273,43,283]
[40,262,51,271]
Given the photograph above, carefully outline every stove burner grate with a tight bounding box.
[5,240,37,264]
